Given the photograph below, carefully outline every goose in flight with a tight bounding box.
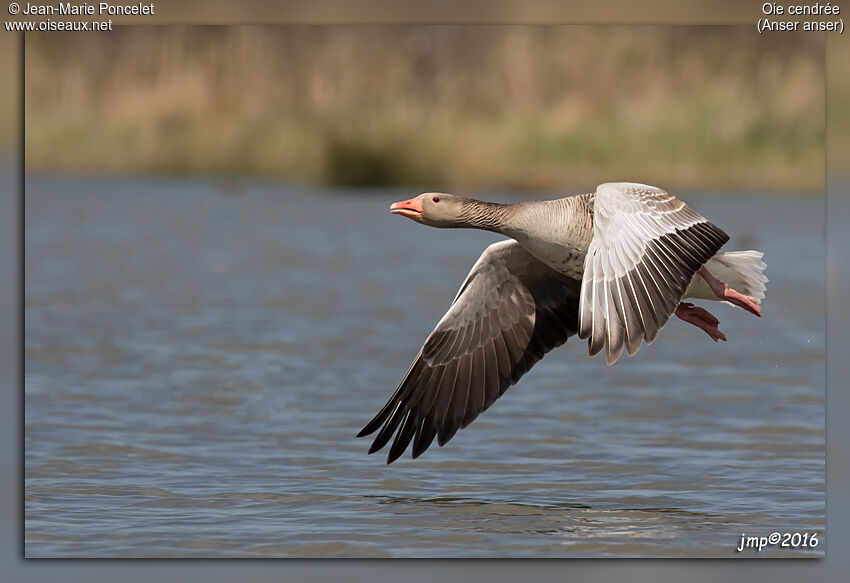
[358,182,767,463]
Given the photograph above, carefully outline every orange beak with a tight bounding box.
[389,196,424,219]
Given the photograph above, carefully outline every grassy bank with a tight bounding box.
[25,26,824,192]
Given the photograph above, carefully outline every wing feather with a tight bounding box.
[359,240,581,462]
[578,182,729,363]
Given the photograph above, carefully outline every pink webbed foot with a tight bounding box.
[697,266,762,317]
[675,302,727,342]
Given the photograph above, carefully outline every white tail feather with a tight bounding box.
[685,250,768,303]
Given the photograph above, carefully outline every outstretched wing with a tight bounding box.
[358,240,581,463]
[578,182,729,365]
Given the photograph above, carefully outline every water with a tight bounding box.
[25,175,824,557]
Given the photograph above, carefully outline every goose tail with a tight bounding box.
[686,250,768,303]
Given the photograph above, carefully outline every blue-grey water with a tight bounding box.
[25,175,824,557]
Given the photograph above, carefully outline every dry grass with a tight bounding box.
[25,26,824,192]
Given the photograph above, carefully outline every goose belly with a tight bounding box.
[520,239,587,279]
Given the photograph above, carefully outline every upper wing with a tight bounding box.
[358,240,581,463]
[577,182,729,365]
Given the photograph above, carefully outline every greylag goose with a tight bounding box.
[358,182,767,463]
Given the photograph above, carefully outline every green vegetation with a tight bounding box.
[25,26,824,192]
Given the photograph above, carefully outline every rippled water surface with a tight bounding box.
[25,176,824,557]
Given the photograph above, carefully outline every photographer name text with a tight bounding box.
[18,2,153,16]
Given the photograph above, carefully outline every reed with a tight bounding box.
[25,26,824,191]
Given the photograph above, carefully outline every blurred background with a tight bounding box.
[22,25,826,560]
[25,26,823,192]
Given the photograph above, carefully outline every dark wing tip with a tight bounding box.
[356,425,375,439]
[412,423,437,459]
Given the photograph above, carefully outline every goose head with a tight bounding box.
[389,193,469,228]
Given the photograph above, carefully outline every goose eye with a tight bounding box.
[432,196,440,203]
